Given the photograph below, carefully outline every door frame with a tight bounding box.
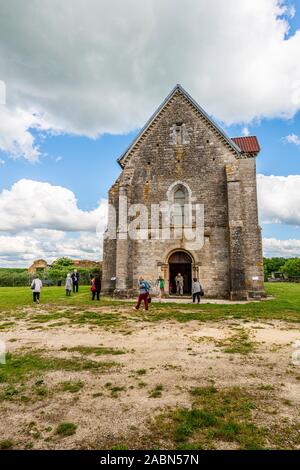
[167,249,194,295]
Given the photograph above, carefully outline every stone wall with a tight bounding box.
[102,89,264,299]
[28,259,48,275]
[239,158,265,296]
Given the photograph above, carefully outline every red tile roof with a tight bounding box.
[231,136,260,154]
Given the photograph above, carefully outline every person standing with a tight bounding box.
[192,278,202,304]
[134,276,151,311]
[156,276,165,299]
[65,273,73,296]
[91,274,101,301]
[175,273,184,296]
[31,276,43,303]
[71,269,79,293]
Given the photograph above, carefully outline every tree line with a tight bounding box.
[263,257,300,280]
[0,257,102,287]
[0,257,299,287]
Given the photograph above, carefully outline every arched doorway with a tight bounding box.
[168,251,192,295]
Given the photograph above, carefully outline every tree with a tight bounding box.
[51,257,74,269]
[263,257,286,279]
[281,258,300,278]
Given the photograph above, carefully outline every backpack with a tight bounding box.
[144,281,151,293]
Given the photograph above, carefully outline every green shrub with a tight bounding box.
[0,270,30,287]
[263,257,286,279]
[282,258,300,278]
[0,439,14,450]
[0,264,102,287]
[56,422,77,436]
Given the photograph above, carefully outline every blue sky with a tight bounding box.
[1,105,299,244]
[1,113,300,210]
[0,0,300,266]
[0,131,134,210]
[227,118,300,242]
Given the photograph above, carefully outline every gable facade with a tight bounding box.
[102,85,264,300]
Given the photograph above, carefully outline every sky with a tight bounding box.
[0,0,300,267]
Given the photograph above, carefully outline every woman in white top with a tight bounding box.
[65,273,73,296]
[31,276,43,303]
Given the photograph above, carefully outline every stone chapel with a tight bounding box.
[102,84,264,300]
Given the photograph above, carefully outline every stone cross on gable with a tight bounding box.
[170,122,190,145]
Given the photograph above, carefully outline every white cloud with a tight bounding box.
[284,133,300,146]
[1,0,300,160]
[241,127,250,137]
[257,174,300,225]
[286,4,296,19]
[258,175,300,258]
[0,230,102,267]
[2,173,300,266]
[263,237,300,257]
[0,179,108,267]
[0,179,108,232]
[0,106,52,162]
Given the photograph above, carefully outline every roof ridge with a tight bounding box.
[117,84,242,168]
[231,135,260,154]
[231,134,258,138]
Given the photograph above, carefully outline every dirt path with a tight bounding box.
[0,312,300,449]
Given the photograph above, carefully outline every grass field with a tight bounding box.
[0,282,299,322]
[0,283,299,450]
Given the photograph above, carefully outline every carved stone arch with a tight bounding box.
[163,247,195,265]
[166,248,194,295]
[166,181,192,203]
[167,181,192,227]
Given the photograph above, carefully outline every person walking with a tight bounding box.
[71,269,79,293]
[175,273,184,296]
[192,278,203,304]
[65,273,73,296]
[90,275,96,297]
[31,275,43,303]
[91,274,101,301]
[156,276,165,299]
[134,276,151,311]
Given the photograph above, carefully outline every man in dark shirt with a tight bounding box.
[71,269,79,293]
